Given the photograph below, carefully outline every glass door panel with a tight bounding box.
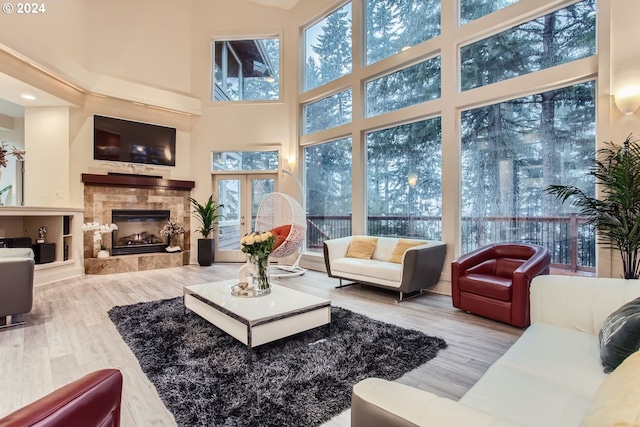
[215,173,276,262]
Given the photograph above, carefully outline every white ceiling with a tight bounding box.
[0,72,73,118]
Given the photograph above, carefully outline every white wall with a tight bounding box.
[23,107,69,206]
[84,0,192,93]
[0,0,85,82]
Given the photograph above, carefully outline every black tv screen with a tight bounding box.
[93,115,176,166]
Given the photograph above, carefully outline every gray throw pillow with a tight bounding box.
[599,297,640,373]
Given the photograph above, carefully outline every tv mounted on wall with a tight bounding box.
[93,115,177,166]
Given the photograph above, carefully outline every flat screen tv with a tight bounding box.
[93,115,176,166]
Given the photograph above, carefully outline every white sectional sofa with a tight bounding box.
[351,275,640,427]
[323,236,447,301]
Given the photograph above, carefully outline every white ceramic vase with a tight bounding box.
[97,249,110,258]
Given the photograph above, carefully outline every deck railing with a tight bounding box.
[306,214,595,273]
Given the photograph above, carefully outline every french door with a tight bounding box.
[214,173,277,262]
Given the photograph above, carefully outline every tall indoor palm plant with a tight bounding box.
[188,195,224,266]
[546,135,640,279]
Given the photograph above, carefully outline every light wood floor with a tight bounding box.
[0,264,523,426]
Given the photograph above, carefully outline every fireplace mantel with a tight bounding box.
[81,173,195,190]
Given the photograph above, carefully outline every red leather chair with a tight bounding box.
[451,243,551,327]
[0,369,123,427]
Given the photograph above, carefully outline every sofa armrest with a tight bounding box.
[530,275,640,335]
[352,378,522,427]
[0,369,123,427]
[323,236,354,277]
[399,241,446,293]
[0,258,35,317]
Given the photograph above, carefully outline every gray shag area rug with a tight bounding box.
[108,296,447,427]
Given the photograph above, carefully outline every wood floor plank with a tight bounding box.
[0,264,523,426]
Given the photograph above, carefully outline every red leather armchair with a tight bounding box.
[0,369,123,427]
[451,243,551,327]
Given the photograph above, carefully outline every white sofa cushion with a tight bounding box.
[0,247,34,259]
[354,378,522,427]
[371,237,399,262]
[460,323,607,427]
[530,275,640,335]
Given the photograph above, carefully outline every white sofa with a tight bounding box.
[323,236,447,301]
[351,275,640,427]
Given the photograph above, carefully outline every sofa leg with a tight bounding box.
[0,314,25,329]
[335,279,358,289]
[396,289,426,303]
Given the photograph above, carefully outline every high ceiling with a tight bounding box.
[0,0,303,119]
[0,72,73,119]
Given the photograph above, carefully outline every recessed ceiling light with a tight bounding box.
[21,94,36,100]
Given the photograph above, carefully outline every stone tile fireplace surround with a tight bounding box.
[82,173,195,274]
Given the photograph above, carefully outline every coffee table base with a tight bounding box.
[183,282,331,349]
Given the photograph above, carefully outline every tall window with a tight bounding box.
[461,82,596,272]
[212,37,280,101]
[365,0,440,66]
[304,89,352,134]
[304,3,352,92]
[367,118,442,239]
[305,138,353,251]
[461,0,596,90]
[365,57,441,118]
[299,0,601,275]
[459,0,520,24]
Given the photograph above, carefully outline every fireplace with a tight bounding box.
[112,209,170,255]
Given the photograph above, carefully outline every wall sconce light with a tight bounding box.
[614,86,640,115]
[408,172,418,188]
[287,155,296,170]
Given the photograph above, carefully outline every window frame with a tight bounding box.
[210,31,283,104]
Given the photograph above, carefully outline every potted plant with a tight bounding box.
[546,134,640,279]
[188,195,224,266]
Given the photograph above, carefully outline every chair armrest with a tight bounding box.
[399,241,446,293]
[451,245,494,273]
[530,275,640,334]
[352,378,522,427]
[513,246,550,283]
[0,369,123,427]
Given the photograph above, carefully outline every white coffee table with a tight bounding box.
[183,280,331,349]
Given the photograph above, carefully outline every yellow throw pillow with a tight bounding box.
[581,351,640,427]
[388,239,428,263]
[345,237,378,260]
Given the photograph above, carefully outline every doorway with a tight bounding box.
[215,173,277,262]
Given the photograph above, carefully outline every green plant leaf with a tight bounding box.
[188,195,225,238]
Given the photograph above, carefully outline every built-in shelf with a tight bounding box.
[0,206,84,285]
